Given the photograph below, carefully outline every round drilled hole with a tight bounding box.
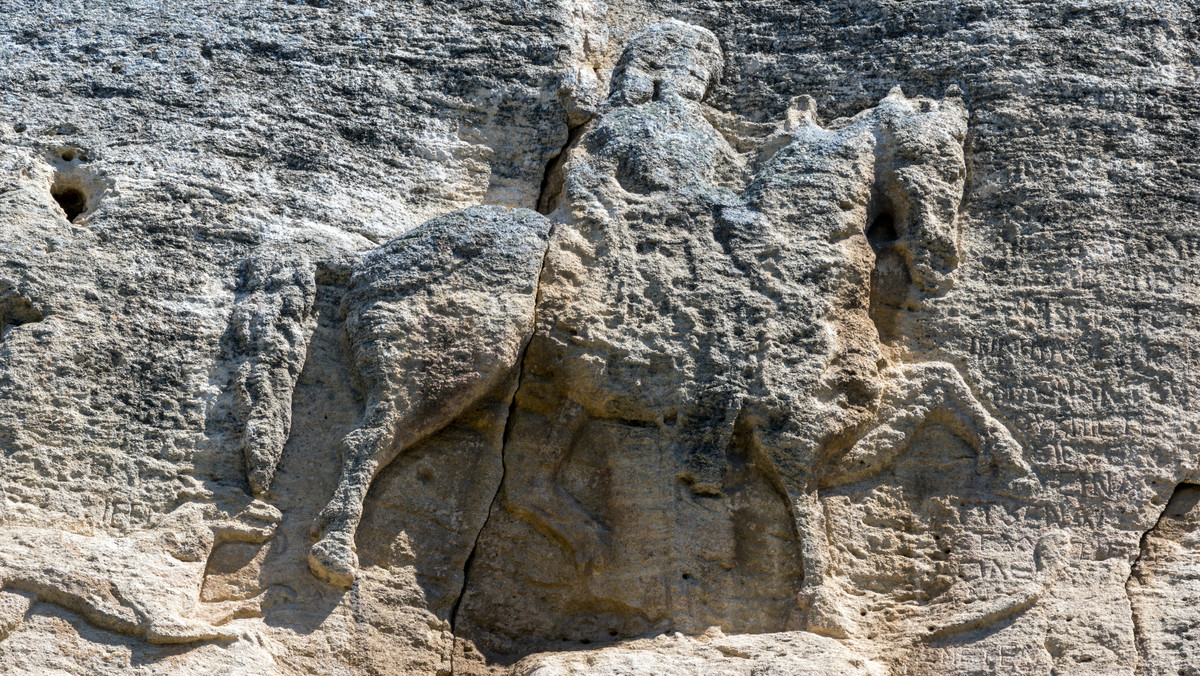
[59,148,76,162]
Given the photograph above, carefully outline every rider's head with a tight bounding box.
[609,20,723,107]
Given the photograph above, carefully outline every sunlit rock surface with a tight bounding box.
[0,1,1197,674]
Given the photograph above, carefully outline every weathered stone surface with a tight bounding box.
[310,205,551,587]
[0,1,1197,675]
[509,629,886,676]
[1127,484,1200,675]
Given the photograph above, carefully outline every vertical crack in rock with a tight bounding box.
[310,207,552,589]
[447,367,517,676]
[537,121,588,215]
[1125,493,1170,676]
[447,371,518,632]
[447,224,557,673]
[1126,522,1156,675]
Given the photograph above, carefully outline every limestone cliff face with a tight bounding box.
[0,2,1197,675]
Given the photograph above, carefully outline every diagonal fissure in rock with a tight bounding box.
[447,113,573,670]
[447,361,520,633]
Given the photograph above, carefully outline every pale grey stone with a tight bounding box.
[0,2,1195,675]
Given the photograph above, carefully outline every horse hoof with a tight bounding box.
[309,537,358,587]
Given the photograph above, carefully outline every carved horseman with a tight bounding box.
[727,86,1038,635]
[502,20,1039,638]
[300,20,1040,642]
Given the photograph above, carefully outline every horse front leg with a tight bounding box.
[824,361,1038,497]
[500,398,610,573]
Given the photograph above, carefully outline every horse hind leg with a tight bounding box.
[792,490,862,639]
[309,400,395,587]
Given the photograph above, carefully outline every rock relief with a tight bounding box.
[0,19,1069,665]
[307,205,553,586]
[456,20,1054,652]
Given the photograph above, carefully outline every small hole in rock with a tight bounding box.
[52,185,88,222]
[59,149,76,162]
[13,123,27,133]
[867,212,909,343]
[681,573,691,580]
[867,213,898,252]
